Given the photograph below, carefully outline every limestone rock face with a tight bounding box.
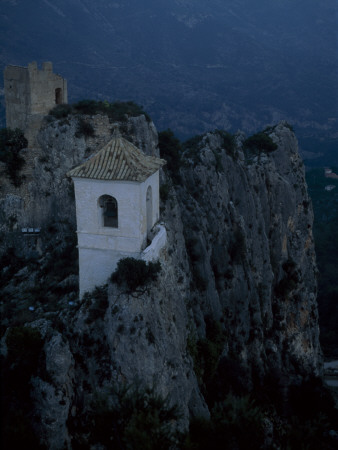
[0,116,322,447]
[0,113,157,247]
[175,122,321,381]
[31,331,75,450]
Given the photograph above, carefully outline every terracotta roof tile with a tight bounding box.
[67,135,166,182]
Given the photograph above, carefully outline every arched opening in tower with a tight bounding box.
[99,195,118,228]
[55,88,62,105]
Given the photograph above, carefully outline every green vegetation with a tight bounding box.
[6,326,43,372]
[0,230,78,335]
[158,129,182,183]
[284,376,338,449]
[0,247,26,291]
[186,393,265,450]
[186,368,338,449]
[111,257,161,293]
[0,127,27,186]
[185,235,208,291]
[212,129,237,159]
[188,318,226,386]
[48,103,72,119]
[183,134,204,165]
[49,100,151,122]
[84,285,109,324]
[159,183,170,202]
[274,258,299,299]
[70,384,182,449]
[243,131,278,155]
[306,168,338,357]
[1,326,44,449]
[158,128,237,180]
[75,118,95,138]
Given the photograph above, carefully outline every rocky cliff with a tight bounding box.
[0,113,325,448]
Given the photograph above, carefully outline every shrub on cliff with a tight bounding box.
[84,285,109,324]
[111,257,161,292]
[187,393,265,450]
[49,100,151,122]
[183,134,204,165]
[0,128,27,186]
[73,99,151,122]
[6,326,43,375]
[49,103,72,119]
[1,326,44,449]
[243,131,278,154]
[75,118,95,138]
[84,384,182,449]
[212,130,237,159]
[158,129,182,183]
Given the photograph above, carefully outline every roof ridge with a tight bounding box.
[67,135,166,182]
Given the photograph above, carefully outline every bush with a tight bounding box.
[285,377,338,449]
[243,131,278,155]
[189,318,226,386]
[49,100,151,123]
[0,247,26,289]
[6,326,43,367]
[84,285,109,323]
[274,258,299,298]
[73,99,151,122]
[212,130,237,159]
[111,257,161,292]
[48,103,73,118]
[0,128,27,186]
[284,122,295,132]
[206,357,250,406]
[183,134,204,165]
[187,393,265,450]
[73,99,101,115]
[160,183,170,202]
[158,129,182,183]
[85,384,182,449]
[1,326,44,449]
[75,118,95,138]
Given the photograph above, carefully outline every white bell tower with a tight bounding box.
[68,132,166,297]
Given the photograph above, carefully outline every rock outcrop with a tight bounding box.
[0,114,322,448]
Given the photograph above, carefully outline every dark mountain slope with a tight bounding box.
[0,0,337,150]
[0,112,328,448]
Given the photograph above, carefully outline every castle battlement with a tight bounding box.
[3,61,67,147]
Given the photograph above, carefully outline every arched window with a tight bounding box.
[55,88,62,105]
[99,195,118,228]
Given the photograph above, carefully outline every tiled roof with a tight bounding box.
[67,135,166,182]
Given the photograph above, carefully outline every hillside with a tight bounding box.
[306,168,338,358]
[1,106,338,448]
[0,0,337,161]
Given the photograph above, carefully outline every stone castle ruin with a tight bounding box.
[4,61,67,147]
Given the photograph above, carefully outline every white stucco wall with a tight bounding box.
[72,170,161,297]
[141,224,167,263]
[79,248,140,298]
[140,171,160,236]
[73,177,144,244]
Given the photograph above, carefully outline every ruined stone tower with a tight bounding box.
[4,61,67,146]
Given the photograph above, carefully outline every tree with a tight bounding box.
[0,128,27,186]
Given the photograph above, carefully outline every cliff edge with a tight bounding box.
[0,114,325,448]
